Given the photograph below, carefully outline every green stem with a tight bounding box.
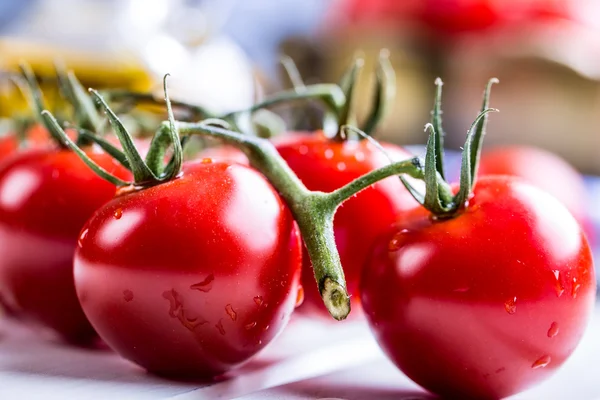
[177,121,423,320]
[101,90,214,120]
[222,84,346,121]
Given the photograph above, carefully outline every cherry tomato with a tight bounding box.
[74,160,302,378]
[0,147,131,343]
[274,132,417,317]
[479,146,592,241]
[361,176,595,399]
[0,124,76,163]
[0,135,19,161]
[335,0,573,34]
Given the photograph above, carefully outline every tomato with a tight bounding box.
[335,0,573,34]
[361,176,595,399]
[479,146,592,241]
[0,135,19,161]
[274,132,417,317]
[74,160,302,378]
[0,124,75,163]
[0,147,131,343]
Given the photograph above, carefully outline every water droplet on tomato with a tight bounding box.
[245,321,257,330]
[324,149,334,159]
[548,322,559,338]
[295,285,305,307]
[355,151,365,162]
[215,319,226,335]
[51,170,60,179]
[123,290,134,302]
[201,158,212,164]
[531,355,551,369]
[78,229,89,248]
[263,324,270,332]
[504,297,517,314]
[553,270,564,297]
[453,287,470,293]
[298,145,308,155]
[190,274,214,292]
[572,277,581,298]
[254,296,264,306]
[337,162,346,171]
[114,208,123,220]
[388,229,409,252]
[256,340,263,346]
[225,304,237,321]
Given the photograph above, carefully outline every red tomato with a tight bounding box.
[0,135,19,161]
[0,124,76,163]
[479,146,592,241]
[197,145,249,165]
[335,0,573,34]
[0,147,131,344]
[361,176,595,399]
[74,160,302,378]
[274,132,418,318]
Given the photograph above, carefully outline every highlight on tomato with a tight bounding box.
[360,79,596,399]
[0,65,131,344]
[479,145,592,242]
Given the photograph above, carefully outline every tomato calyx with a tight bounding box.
[41,75,183,188]
[279,50,395,140]
[405,78,499,219]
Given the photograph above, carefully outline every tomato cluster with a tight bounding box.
[0,57,595,400]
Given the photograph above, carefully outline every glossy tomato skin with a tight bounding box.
[479,146,592,242]
[361,176,595,399]
[74,160,302,378]
[274,132,418,317]
[197,145,249,165]
[0,148,130,343]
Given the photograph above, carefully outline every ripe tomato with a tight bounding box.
[0,124,75,163]
[0,147,131,343]
[361,176,595,399]
[479,146,592,241]
[0,135,19,161]
[274,132,417,317]
[74,160,302,378]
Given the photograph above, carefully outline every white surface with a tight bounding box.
[0,305,599,400]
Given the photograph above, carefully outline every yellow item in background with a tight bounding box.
[0,38,153,117]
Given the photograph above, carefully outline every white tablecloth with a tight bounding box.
[1,305,599,400]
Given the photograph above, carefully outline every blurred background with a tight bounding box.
[1,0,600,172]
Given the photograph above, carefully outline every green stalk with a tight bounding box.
[177,121,423,320]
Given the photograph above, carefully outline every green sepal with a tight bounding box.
[431,78,445,180]
[90,89,158,184]
[14,64,67,148]
[55,63,102,135]
[454,108,499,209]
[76,128,131,170]
[160,74,183,182]
[362,49,396,136]
[336,57,364,137]
[40,111,130,187]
